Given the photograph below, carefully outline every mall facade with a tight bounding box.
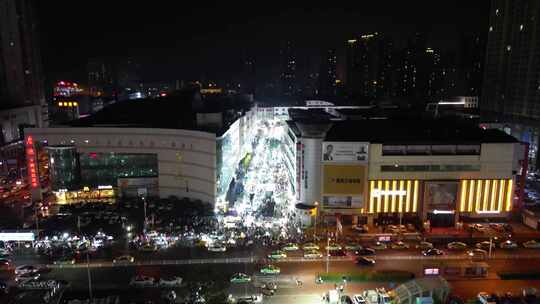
[24,98,256,205]
[282,114,526,227]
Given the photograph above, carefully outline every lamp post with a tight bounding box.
[314,201,319,239]
[326,234,330,273]
[489,236,498,258]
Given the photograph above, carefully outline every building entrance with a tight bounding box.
[427,212,455,228]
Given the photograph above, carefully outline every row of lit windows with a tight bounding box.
[459,179,513,213]
[381,164,481,172]
[57,101,78,107]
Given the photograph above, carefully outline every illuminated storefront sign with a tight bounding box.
[371,189,407,197]
[368,180,419,213]
[459,179,513,213]
[25,136,39,188]
[0,232,35,242]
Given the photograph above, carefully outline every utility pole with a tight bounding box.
[86,252,93,299]
[326,234,330,273]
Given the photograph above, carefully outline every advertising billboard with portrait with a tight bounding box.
[424,181,459,211]
[322,142,369,163]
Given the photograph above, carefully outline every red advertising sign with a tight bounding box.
[25,135,39,189]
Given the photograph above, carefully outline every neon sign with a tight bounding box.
[25,135,39,189]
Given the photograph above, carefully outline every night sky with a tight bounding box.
[36,1,490,84]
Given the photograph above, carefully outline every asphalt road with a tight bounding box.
[5,253,540,303]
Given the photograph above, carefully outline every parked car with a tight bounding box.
[489,223,505,232]
[304,250,323,259]
[328,249,347,257]
[260,265,280,275]
[523,240,540,249]
[282,243,299,251]
[159,276,183,287]
[422,248,444,256]
[326,243,342,251]
[353,294,367,304]
[53,256,75,265]
[468,249,488,260]
[500,240,518,249]
[130,275,155,287]
[416,241,433,250]
[230,273,251,283]
[478,292,498,304]
[391,241,409,249]
[15,272,40,284]
[356,257,376,266]
[140,244,157,252]
[302,242,320,250]
[352,224,369,233]
[344,243,362,251]
[371,241,387,250]
[267,250,287,260]
[447,242,468,250]
[15,265,38,275]
[355,248,376,256]
[113,255,135,264]
[208,244,227,252]
[476,241,495,250]
[470,224,487,232]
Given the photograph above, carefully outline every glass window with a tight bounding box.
[79,153,158,187]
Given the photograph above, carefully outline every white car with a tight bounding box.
[303,250,323,259]
[208,244,227,252]
[113,255,135,264]
[15,272,40,284]
[302,243,320,251]
[159,276,183,287]
[478,292,497,304]
[500,240,518,249]
[130,275,155,287]
[523,240,540,249]
[15,265,38,275]
[353,294,367,304]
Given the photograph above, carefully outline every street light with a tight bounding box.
[489,236,498,258]
[314,201,319,239]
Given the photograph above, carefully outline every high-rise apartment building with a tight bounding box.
[0,0,48,144]
[318,49,337,98]
[481,0,540,120]
[0,0,46,108]
[480,0,540,169]
[345,33,394,103]
[279,41,296,97]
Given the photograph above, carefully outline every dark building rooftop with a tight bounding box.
[68,90,252,136]
[323,118,518,144]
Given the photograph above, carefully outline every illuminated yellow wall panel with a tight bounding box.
[391,181,397,213]
[468,180,475,212]
[505,179,513,211]
[483,180,490,211]
[498,180,505,212]
[368,179,419,214]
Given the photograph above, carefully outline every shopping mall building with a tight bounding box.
[282,109,526,227]
[24,93,256,205]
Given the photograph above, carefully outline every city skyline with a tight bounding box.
[36,1,489,84]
